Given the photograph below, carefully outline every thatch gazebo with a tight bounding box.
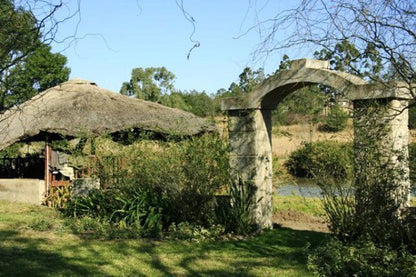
[0,79,216,204]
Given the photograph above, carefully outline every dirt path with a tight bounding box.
[273,210,329,233]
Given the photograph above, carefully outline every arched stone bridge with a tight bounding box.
[222,59,413,228]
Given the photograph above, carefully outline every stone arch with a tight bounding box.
[222,59,411,229]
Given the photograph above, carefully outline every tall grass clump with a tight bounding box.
[215,177,259,235]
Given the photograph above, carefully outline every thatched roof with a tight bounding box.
[0,79,216,150]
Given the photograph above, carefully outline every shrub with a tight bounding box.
[308,238,416,277]
[319,104,349,132]
[215,177,259,235]
[29,217,54,231]
[66,216,112,239]
[45,185,72,209]
[285,140,353,179]
[62,134,230,238]
[167,222,225,242]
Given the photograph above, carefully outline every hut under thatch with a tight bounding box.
[0,79,216,204]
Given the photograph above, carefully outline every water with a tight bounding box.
[277,179,416,197]
[277,179,322,197]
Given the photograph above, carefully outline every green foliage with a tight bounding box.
[319,104,349,132]
[29,216,54,231]
[64,189,114,218]
[67,216,112,239]
[161,90,217,117]
[273,86,327,126]
[216,177,259,235]
[314,39,383,80]
[0,0,40,80]
[0,142,23,157]
[216,66,265,98]
[120,67,175,102]
[63,134,230,238]
[319,183,358,242]
[351,99,412,249]
[167,222,225,242]
[0,1,70,112]
[285,141,353,179]
[308,238,416,277]
[46,185,72,210]
[4,44,70,108]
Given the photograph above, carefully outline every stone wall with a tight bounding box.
[0,179,45,205]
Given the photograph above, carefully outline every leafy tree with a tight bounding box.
[161,90,217,118]
[2,44,70,109]
[216,66,266,98]
[0,1,71,110]
[160,92,190,112]
[238,67,264,93]
[181,90,216,117]
[1,0,41,79]
[314,39,383,81]
[120,67,176,102]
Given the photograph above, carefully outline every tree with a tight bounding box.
[120,67,176,102]
[1,0,76,85]
[251,0,415,90]
[1,44,70,109]
[216,66,265,98]
[313,39,383,81]
[0,0,76,111]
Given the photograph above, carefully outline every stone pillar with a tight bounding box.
[228,108,273,228]
[353,97,410,219]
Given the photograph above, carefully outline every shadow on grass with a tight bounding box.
[174,227,327,276]
[107,227,328,276]
[0,230,95,277]
[0,224,328,276]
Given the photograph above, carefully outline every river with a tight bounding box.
[277,178,415,197]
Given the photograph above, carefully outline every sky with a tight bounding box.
[51,0,304,95]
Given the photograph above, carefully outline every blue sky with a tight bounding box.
[52,1,304,95]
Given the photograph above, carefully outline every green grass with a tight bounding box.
[273,195,324,217]
[0,200,327,276]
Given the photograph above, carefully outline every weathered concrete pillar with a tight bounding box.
[228,108,273,228]
[352,86,411,218]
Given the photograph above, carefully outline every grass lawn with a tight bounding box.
[273,195,324,217]
[0,200,327,276]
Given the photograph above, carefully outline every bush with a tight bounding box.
[285,140,353,179]
[215,177,259,235]
[319,104,349,132]
[308,238,416,276]
[66,216,112,239]
[167,222,225,242]
[62,134,230,238]
[29,217,54,231]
